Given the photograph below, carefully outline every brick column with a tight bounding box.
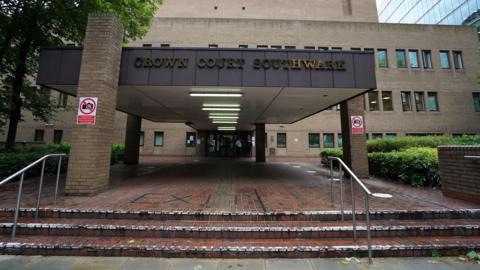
[65,14,124,195]
[255,123,266,163]
[340,96,369,177]
[123,114,142,165]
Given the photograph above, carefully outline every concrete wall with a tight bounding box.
[438,146,480,203]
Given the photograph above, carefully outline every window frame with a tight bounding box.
[154,131,164,147]
[414,91,425,112]
[323,133,334,148]
[474,92,480,112]
[53,130,63,144]
[408,50,420,69]
[439,50,451,69]
[401,91,412,112]
[308,133,320,148]
[377,49,388,68]
[381,91,393,111]
[368,91,379,111]
[422,50,433,69]
[453,51,464,69]
[427,92,440,112]
[34,129,45,142]
[139,131,145,146]
[277,133,287,148]
[396,49,407,68]
[186,132,197,147]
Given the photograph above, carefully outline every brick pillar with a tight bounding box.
[255,123,266,163]
[340,96,369,177]
[65,14,124,196]
[124,114,142,165]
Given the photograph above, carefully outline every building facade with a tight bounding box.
[2,0,480,158]
[377,0,480,25]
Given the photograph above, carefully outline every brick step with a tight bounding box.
[1,208,479,221]
[1,219,479,239]
[0,235,478,258]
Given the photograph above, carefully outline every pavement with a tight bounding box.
[0,256,479,270]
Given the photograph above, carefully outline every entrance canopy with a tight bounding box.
[37,47,376,130]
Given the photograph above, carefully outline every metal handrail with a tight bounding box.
[328,156,392,265]
[0,153,67,238]
[465,155,480,159]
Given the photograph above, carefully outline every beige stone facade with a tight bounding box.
[2,0,479,158]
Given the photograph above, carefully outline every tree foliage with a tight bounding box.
[0,0,162,149]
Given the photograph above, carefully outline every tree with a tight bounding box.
[0,0,162,150]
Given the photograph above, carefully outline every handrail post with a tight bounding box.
[339,164,344,221]
[350,175,357,241]
[12,172,25,238]
[54,156,62,206]
[365,194,372,265]
[329,158,334,207]
[34,159,47,220]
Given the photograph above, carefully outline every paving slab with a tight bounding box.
[167,258,220,270]
[266,259,312,270]
[120,258,169,270]
[218,259,265,270]
[24,256,75,270]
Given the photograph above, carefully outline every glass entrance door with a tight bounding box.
[206,131,253,157]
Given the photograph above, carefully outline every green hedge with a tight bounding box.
[367,135,480,153]
[0,144,125,179]
[368,148,439,187]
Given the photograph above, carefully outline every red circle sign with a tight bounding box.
[352,116,363,128]
[79,98,96,115]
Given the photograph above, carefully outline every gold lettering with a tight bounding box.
[164,58,177,68]
[178,58,188,68]
[302,60,316,69]
[253,59,262,69]
[291,59,301,70]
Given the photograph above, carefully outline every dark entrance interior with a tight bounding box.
[206,131,253,157]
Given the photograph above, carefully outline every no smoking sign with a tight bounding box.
[76,97,98,125]
[351,115,364,135]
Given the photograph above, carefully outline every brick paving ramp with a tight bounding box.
[0,157,479,258]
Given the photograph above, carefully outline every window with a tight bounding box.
[323,133,334,148]
[285,46,296,49]
[364,48,374,52]
[377,49,388,68]
[386,133,397,139]
[34,129,44,142]
[139,132,144,146]
[53,130,63,144]
[422,50,433,69]
[351,47,361,51]
[57,92,68,108]
[439,51,450,69]
[453,51,464,69]
[337,134,343,147]
[335,104,341,111]
[186,132,197,147]
[304,46,315,50]
[331,47,342,51]
[277,133,286,148]
[271,45,282,49]
[474,93,480,112]
[318,47,328,51]
[238,44,248,48]
[401,91,412,111]
[382,91,393,111]
[372,133,383,140]
[408,50,419,68]
[154,132,164,147]
[257,45,268,48]
[160,44,170,48]
[396,50,407,68]
[142,44,152,47]
[368,91,379,111]
[427,92,439,112]
[208,44,218,48]
[265,133,268,148]
[414,92,425,111]
[308,133,320,148]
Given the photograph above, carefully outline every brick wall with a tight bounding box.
[439,146,480,203]
[65,14,124,196]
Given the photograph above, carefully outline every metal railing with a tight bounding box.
[465,155,480,160]
[328,156,392,265]
[0,153,66,238]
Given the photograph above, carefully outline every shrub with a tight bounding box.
[368,147,439,187]
[0,144,125,179]
[320,148,343,164]
[366,135,480,153]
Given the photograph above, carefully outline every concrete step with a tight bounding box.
[1,208,480,221]
[0,235,479,258]
[1,218,479,239]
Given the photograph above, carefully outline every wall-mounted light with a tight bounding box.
[202,107,241,111]
[190,93,242,97]
[208,116,239,119]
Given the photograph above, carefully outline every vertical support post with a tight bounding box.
[329,159,334,207]
[54,156,62,206]
[124,114,142,165]
[65,14,124,196]
[35,159,46,220]
[365,194,373,264]
[339,165,344,221]
[340,96,369,178]
[12,172,25,238]
[255,123,266,163]
[350,175,357,241]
